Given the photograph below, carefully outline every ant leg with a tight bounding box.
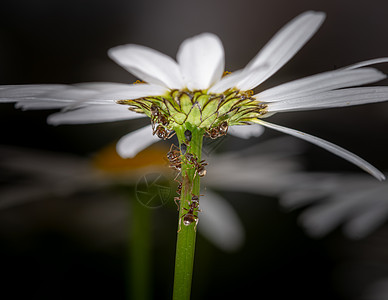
[152,125,158,135]
[174,197,180,211]
[177,212,187,233]
[173,171,182,181]
[178,217,182,233]
[166,130,176,139]
[193,217,199,232]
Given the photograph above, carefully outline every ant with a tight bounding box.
[206,121,228,139]
[184,153,208,177]
[167,144,182,172]
[150,104,175,140]
[196,162,207,177]
[174,196,181,210]
[150,104,168,129]
[178,194,201,232]
[167,144,181,162]
[173,178,183,211]
[153,125,175,140]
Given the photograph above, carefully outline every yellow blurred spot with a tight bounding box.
[222,71,232,77]
[92,143,169,174]
[245,90,254,97]
[133,80,146,84]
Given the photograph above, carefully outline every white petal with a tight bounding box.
[15,100,74,110]
[108,44,184,89]
[299,185,383,237]
[177,33,224,90]
[299,201,350,237]
[344,203,388,239]
[74,82,168,99]
[0,84,69,108]
[47,104,145,125]
[266,87,388,113]
[1,83,167,110]
[243,11,326,87]
[87,83,167,101]
[74,82,136,90]
[0,185,51,209]
[279,173,343,209]
[228,124,264,139]
[199,191,245,251]
[257,68,386,103]
[116,125,160,158]
[253,119,385,180]
[344,57,388,70]
[207,70,245,93]
[0,84,68,100]
[0,145,89,176]
[204,150,300,196]
[235,64,273,91]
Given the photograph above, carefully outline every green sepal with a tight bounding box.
[200,113,218,128]
[201,97,220,120]
[195,94,210,110]
[217,97,243,116]
[172,113,188,125]
[186,104,202,126]
[179,93,193,115]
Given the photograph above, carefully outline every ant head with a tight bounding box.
[156,126,167,138]
[150,104,158,115]
[219,121,228,133]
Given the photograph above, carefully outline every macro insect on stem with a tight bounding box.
[178,194,201,232]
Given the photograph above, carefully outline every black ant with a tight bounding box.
[153,125,175,140]
[150,104,168,129]
[178,194,201,232]
[206,121,228,139]
[167,144,182,172]
[167,144,181,162]
[150,104,174,140]
[176,181,182,195]
[173,178,183,211]
[184,153,208,177]
[196,162,207,177]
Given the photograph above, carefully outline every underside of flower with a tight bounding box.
[117,88,268,139]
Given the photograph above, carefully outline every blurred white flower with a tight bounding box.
[0,137,305,251]
[280,171,388,239]
[1,11,388,179]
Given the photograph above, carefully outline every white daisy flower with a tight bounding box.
[1,11,388,179]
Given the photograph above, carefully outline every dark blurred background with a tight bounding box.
[1,0,388,299]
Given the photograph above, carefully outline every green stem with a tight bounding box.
[129,197,152,300]
[172,123,204,300]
